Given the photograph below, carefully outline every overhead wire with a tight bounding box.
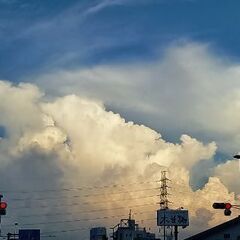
[2,210,157,227]
[42,227,89,235]
[10,194,159,210]
[2,180,160,212]
[41,217,158,236]
[6,203,158,219]
[1,180,161,237]
[1,180,159,194]
[9,187,159,202]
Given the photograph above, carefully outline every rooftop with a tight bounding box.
[185,216,240,240]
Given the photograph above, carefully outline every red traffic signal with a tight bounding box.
[0,202,7,216]
[225,203,232,209]
[213,202,232,216]
[0,202,7,209]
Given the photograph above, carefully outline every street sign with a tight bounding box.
[157,209,189,226]
[19,229,40,240]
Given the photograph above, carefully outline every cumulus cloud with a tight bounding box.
[34,42,240,155]
[0,80,237,239]
[214,159,240,195]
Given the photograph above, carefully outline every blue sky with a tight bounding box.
[1,0,240,80]
[3,1,240,238]
[2,0,240,156]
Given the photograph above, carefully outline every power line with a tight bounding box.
[3,211,156,227]
[136,218,157,222]
[41,217,158,235]
[6,203,157,219]
[9,187,158,202]
[1,180,159,194]
[42,227,89,235]
[10,194,159,210]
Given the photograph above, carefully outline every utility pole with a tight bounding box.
[0,194,8,238]
[0,194,2,237]
[160,171,170,240]
[174,226,178,240]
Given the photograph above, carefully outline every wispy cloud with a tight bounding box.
[84,0,123,15]
[84,0,151,16]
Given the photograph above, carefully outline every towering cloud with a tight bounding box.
[0,79,237,239]
[35,42,240,155]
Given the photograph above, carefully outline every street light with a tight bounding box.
[14,223,18,237]
[233,154,240,172]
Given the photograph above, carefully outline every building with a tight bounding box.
[90,227,108,240]
[6,229,41,240]
[111,213,158,240]
[185,216,240,240]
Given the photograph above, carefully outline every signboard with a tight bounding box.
[19,229,40,240]
[157,209,189,226]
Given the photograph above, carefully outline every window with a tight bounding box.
[224,233,230,239]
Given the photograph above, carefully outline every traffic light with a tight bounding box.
[233,154,240,159]
[224,209,231,216]
[212,203,226,209]
[212,202,232,216]
[0,209,6,215]
[0,202,7,215]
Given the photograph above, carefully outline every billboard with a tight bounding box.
[19,229,40,240]
[157,209,189,227]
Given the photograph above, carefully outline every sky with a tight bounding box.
[1,0,240,239]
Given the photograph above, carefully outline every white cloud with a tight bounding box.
[84,0,123,15]
[34,42,240,154]
[0,80,237,238]
[214,159,240,195]
[84,0,154,15]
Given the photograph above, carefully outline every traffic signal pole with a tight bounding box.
[0,195,8,238]
[0,194,3,237]
[174,226,178,240]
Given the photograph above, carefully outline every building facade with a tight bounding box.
[111,216,158,240]
[185,216,240,240]
[90,227,108,240]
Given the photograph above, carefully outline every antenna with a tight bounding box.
[128,209,132,220]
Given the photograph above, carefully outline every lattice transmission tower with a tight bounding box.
[159,170,171,209]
